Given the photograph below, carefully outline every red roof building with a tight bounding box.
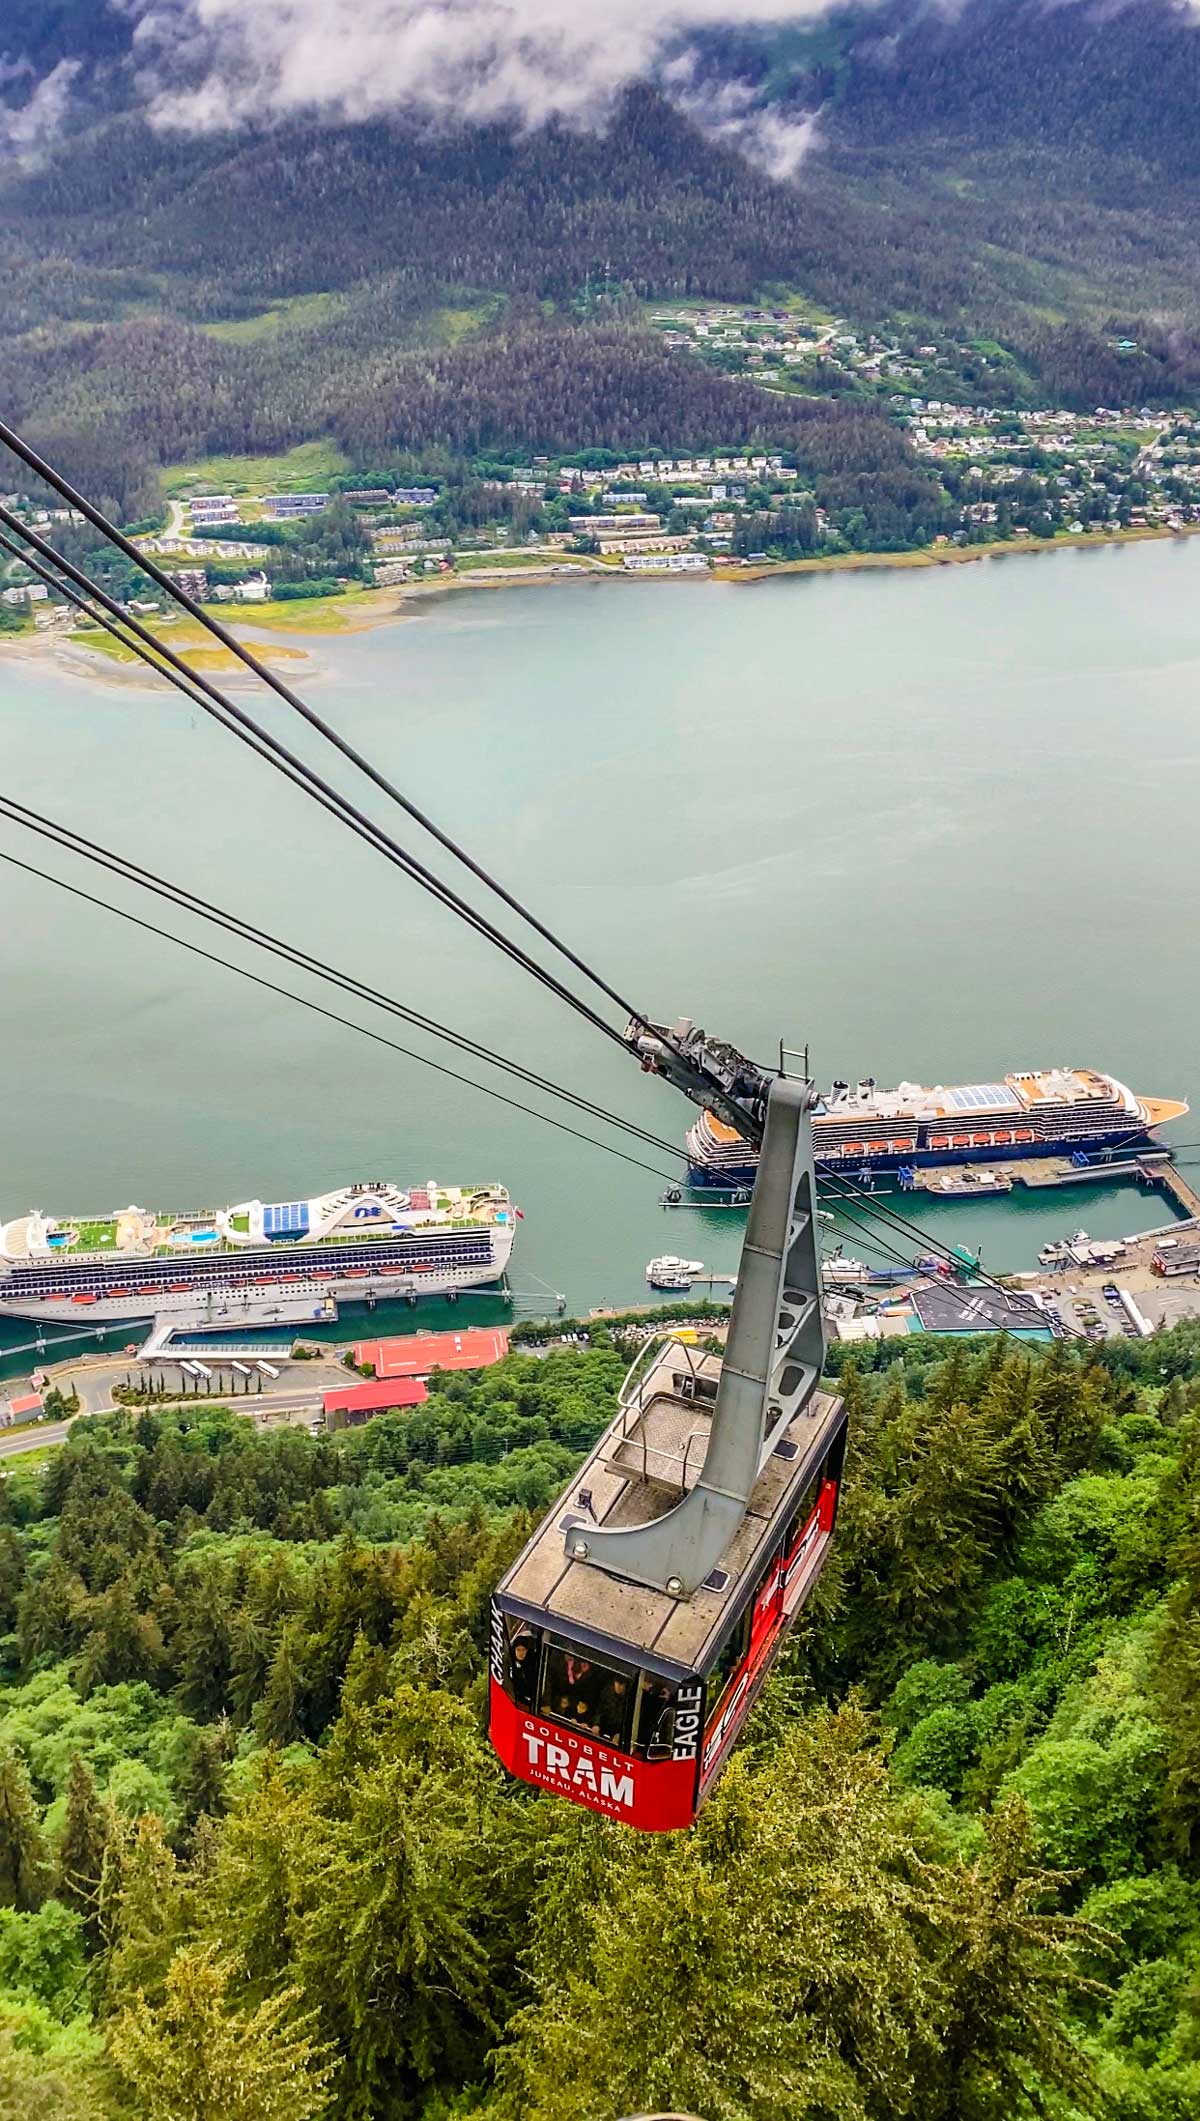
[322,1377,429,1424]
[5,1392,43,1420]
[353,1326,509,1379]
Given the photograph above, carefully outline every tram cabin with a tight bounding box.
[489,1338,847,1831]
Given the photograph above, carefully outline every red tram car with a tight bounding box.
[490,1338,847,1831]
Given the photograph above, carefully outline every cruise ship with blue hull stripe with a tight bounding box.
[686,1068,1188,1189]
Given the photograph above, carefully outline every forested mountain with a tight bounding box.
[4,1,1200,516]
[4,1324,1200,2115]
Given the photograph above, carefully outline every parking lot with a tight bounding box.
[1037,1281,1148,1343]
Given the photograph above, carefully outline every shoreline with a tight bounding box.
[4,520,1196,681]
[717,520,1200,584]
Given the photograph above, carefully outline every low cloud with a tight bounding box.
[664,58,822,174]
[121,0,833,142]
[0,58,82,165]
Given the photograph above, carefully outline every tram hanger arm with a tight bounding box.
[564,1073,826,1596]
[623,1018,769,1148]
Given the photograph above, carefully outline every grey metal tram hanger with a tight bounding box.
[564,1062,825,1598]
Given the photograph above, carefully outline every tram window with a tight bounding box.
[632,1676,678,1760]
[705,1610,750,1718]
[539,1640,636,1751]
[785,1452,832,1551]
[504,1620,541,1710]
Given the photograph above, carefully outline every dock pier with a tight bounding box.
[1147,1160,1200,1219]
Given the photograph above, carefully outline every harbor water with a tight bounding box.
[3,535,1199,1380]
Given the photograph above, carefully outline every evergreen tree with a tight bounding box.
[0,1749,48,1914]
[913,1795,1112,2121]
[109,1945,335,2121]
[175,1723,233,1843]
[101,1814,191,2013]
[56,1754,110,1948]
[0,1527,25,1636]
[257,1622,306,1748]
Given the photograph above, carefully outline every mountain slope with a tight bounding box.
[5,2,1200,503]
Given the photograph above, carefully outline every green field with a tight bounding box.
[453,550,565,571]
[199,291,345,344]
[161,440,349,498]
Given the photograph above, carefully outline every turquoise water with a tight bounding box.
[3,538,1199,1382]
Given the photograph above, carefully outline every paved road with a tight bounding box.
[0,1385,334,1462]
[0,1417,75,1460]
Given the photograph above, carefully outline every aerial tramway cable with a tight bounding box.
[0,791,1048,1305]
[0,791,691,1167]
[0,843,684,1185]
[0,500,638,1057]
[0,418,671,1040]
[816,1163,1044,1314]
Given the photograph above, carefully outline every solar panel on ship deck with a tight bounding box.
[944,1085,1020,1112]
[264,1201,309,1236]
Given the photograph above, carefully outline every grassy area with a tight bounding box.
[199,292,344,344]
[74,1220,117,1249]
[430,299,500,345]
[161,440,349,498]
[227,590,385,633]
[453,550,565,571]
[70,618,310,673]
[68,585,399,676]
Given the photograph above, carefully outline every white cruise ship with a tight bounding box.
[0,1178,517,1324]
[686,1067,1187,1187]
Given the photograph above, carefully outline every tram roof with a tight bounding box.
[494,1340,845,1679]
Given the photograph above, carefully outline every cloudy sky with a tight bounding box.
[120,0,835,133]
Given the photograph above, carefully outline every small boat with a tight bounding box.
[646,1254,705,1291]
[928,1169,1013,1197]
[824,1257,870,1286]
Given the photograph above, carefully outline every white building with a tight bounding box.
[622,552,710,573]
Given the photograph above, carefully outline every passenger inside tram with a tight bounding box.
[595,1670,630,1746]
[506,1626,539,1710]
[635,1677,678,1759]
[504,1624,682,1760]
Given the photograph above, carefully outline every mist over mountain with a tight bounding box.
[5,0,1200,172]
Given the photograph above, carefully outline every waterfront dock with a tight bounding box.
[1150,1161,1200,1219]
[910,1152,1183,1198]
